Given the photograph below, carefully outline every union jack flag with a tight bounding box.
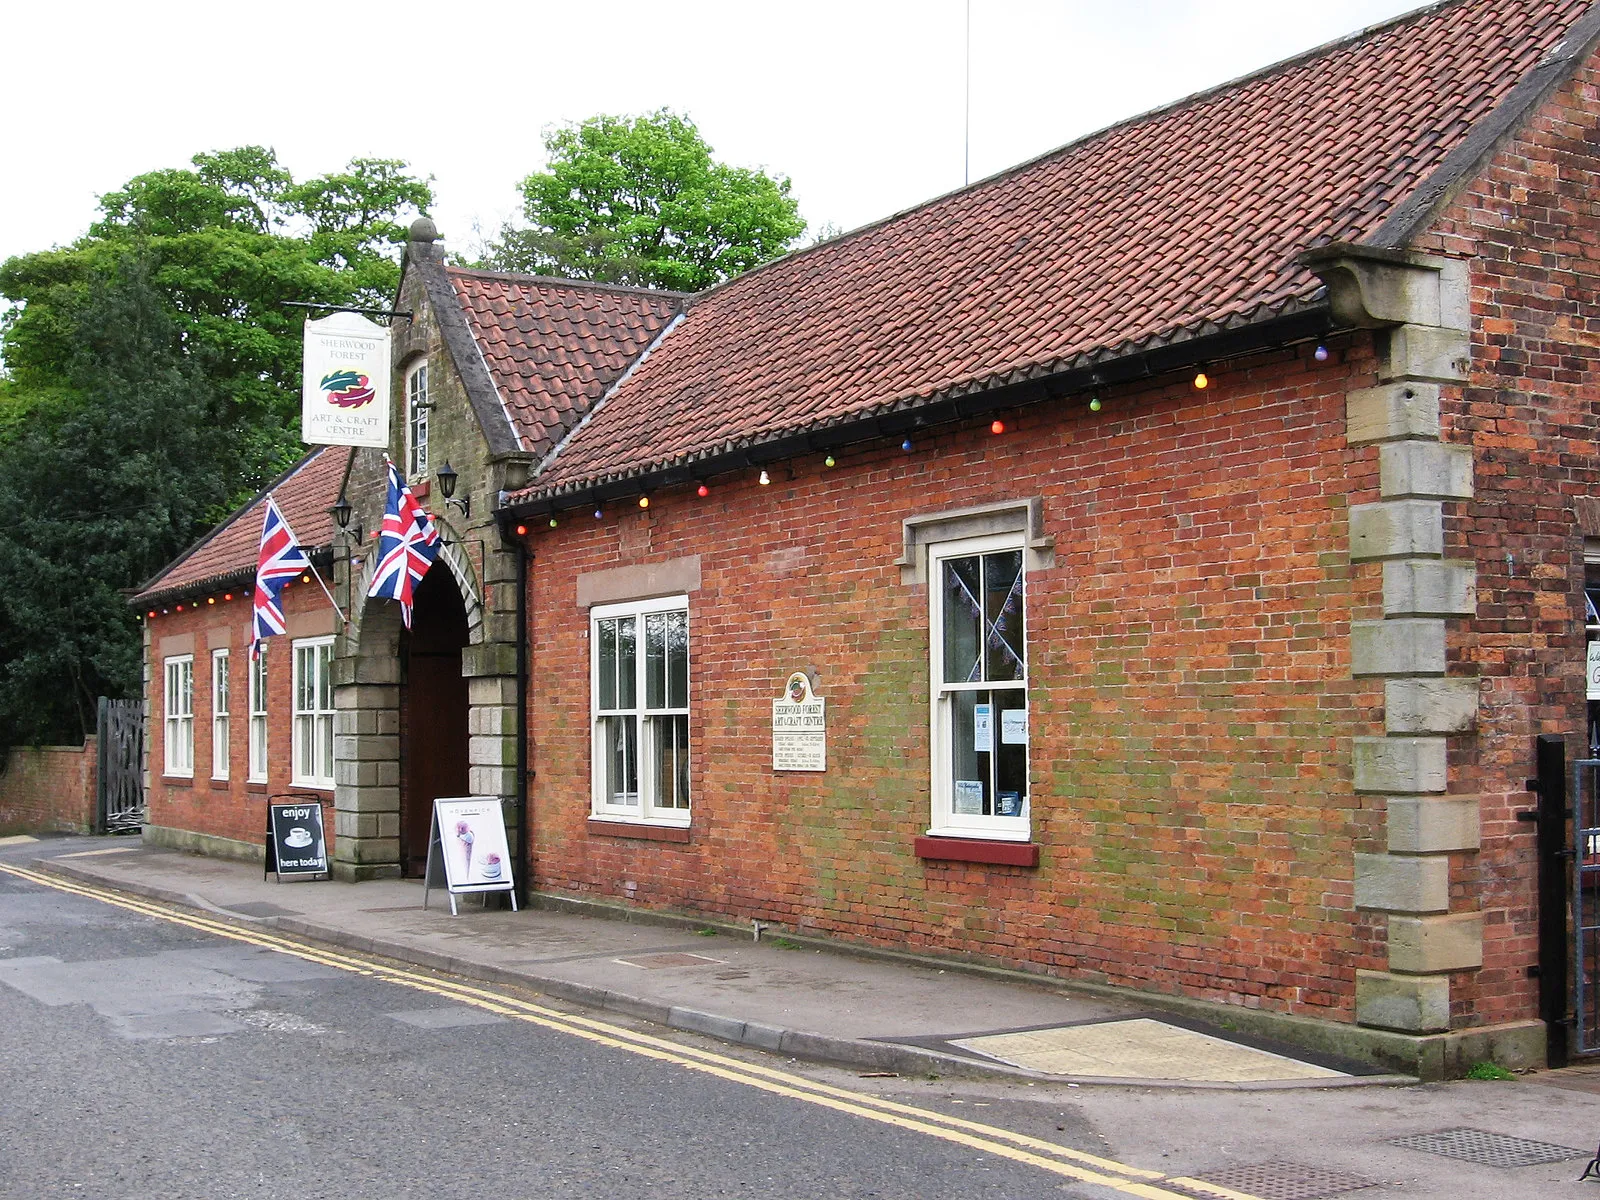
[366,458,440,629]
[252,497,312,658]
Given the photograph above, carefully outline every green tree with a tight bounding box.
[1,147,431,485]
[0,148,431,748]
[0,257,238,747]
[485,110,806,291]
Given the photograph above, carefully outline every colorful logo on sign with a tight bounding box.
[320,369,376,409]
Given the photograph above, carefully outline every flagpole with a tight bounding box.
[272,501,348,625]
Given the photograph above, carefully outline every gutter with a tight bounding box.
[500,302,1334,520]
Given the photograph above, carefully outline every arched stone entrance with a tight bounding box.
[331,530,522,882]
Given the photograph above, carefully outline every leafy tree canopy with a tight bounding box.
[1,147,431,482]
[0,148,431,747]
[485,110,806,292]
[0,258,239,747]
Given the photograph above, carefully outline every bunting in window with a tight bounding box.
[946,564,1024,682]
[367,456,441,629]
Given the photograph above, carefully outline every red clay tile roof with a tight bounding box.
[133,447,352,603]
[446,269,686,456]
[516,0,1593,499]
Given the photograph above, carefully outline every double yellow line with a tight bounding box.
[0,861,1259,1200]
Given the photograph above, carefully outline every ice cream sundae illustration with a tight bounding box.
[480,852,503,880]
[455,819,474,878]
[285,827,313,849]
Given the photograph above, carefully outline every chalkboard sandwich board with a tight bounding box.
[266,799,330,882]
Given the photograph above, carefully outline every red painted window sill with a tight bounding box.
[915,836,1040,867]
[587,819,691,843]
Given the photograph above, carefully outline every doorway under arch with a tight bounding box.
[400,565,470,875]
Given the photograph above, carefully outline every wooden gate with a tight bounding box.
[96,697,144,833]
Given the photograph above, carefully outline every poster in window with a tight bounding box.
[1001,708,1029,745]
[1589,641,1600,701]
[954,780,985,815]
[973,703,993,753]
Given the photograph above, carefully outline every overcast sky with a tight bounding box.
[5,1,1427,267]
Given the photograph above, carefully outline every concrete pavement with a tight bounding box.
[15,834,1410,1089]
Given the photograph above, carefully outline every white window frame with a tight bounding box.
[928,532,1030,840]
[211,648,230,781]
[291,636,335,789]
[248,646,269,783]
[406,360,429,478]
[590,594,690,825]
[163,655,194,779]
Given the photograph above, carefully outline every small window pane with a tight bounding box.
[649,714,689,809]
[598,620,618,710]
[942,556,983,684]
[601,714,638,803]
[645,612,667,710]
[616,617,636,709]
[984,550,1025,683]
[666,610,688,709]
[949,690,987,814]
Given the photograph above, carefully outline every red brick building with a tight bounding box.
[133,448,351,855]
[136,0,1600,1076]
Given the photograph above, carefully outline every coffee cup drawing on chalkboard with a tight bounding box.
[285,827,313,848]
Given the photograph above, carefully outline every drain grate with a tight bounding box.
[1388,1128,1586,1168]
[1170,1161,1377,1200]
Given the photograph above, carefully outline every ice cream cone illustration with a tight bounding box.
[454,819,474,879]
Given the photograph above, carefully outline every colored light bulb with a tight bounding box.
[824,455,836,468]
[901,438,913,452]
[639,496,650,509]
[1314,344,1329,362]
[549,517,558,528]
[1089,396,1102,412]
[991,419,1005,435]
[697,483,710,497]
[1194,372,1209,389]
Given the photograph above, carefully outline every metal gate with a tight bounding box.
[96,697,144,834]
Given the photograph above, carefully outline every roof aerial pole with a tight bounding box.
[964,0,972,187]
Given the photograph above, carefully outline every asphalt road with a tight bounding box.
[9,834,1600,1200]
[0,842,1116,1200]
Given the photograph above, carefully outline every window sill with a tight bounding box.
[915,836,1040,867]
[290,783,334,793]
[209,779,231,791]
[246,781,269,792]
[162,775,194,785]
[588,819,691,844]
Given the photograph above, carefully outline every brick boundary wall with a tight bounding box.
[0,739,97,835]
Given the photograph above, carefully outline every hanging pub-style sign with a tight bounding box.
[301,310,392,448]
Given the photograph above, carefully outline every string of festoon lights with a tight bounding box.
[137,573,313,623]
[510,345,1331,535]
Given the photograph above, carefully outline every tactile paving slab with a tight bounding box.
[952,1018,1346,1082]
[1169,1161,1377,1200]
[1387,1128,1586,1168]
